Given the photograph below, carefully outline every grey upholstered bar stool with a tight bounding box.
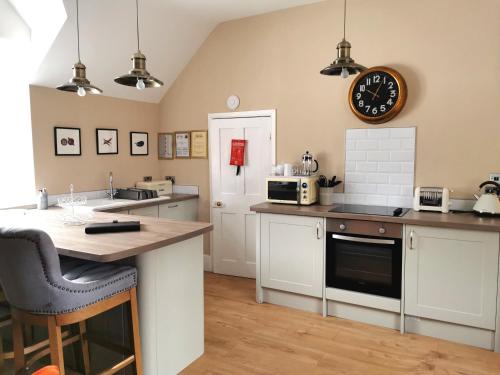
[0,227,143,375]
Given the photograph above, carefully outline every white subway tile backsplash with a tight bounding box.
[378,162,401,173]
[365,195,389,206]
[345,173,365,183]
[390,151,415,162]
[365,173,389,184]
[366,151,390,161]
[356,162,378,172]
[346,139,356,151]
[345,127,415,207]
[389,173,414,185]
[345,161,356,172]
[367,128,390,139]
[356,140,379,150]
[401,138,416,150]
[401,185,414,197]
[346,151,366,161]
[377,184,401,195]
[379,139,401,150]
[389,127,416,138]
[346,129,367,139]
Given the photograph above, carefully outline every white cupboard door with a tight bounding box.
[209,112,275,278]
[405,225,499,330]
[261,214,324,298]
[129,205,159,218]
[159,199,198,221]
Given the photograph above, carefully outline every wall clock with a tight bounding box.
[226,95,240,111]
[349,66,407,124]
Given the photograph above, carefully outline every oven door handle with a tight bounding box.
[331,234,395,245]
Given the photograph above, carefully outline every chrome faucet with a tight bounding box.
[107,172,117,200]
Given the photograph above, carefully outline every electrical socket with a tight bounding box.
[143,176,153,182]
[490,173,500,183]
[165,176,176,184]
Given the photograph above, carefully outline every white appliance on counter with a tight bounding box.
[413,187,451,213]
[266,175,319,205]
[136,180,173,196]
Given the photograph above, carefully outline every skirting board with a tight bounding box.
[262,288,323,314]
[203,254,212,272]
[327,300,400,330]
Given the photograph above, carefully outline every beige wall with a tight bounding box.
[159,0,500,234]
[30,85,161,194]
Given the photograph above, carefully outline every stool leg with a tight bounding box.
[130,288,143,375]
[48,316,65,375]
[12,318,25,372]
[79,321,91,375]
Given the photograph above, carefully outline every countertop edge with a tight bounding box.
[56,223,213,262]
[95,194,199,213]
[250,204,500,233]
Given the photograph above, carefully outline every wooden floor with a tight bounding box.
[183,273,500,375]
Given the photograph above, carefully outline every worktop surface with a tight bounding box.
[251,202,500,232]
[0,208,212,262]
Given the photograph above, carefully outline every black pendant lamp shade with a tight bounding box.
[320,0,366,78]
[57,0,102,96]
[115,0,163,90]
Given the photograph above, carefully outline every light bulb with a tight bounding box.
[77,86,86,97]
[341,67,349,79]
[136,78,145,90]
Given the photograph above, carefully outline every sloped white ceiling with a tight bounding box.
[31,0,324,103]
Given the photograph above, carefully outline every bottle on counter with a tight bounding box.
[37,188,48,210]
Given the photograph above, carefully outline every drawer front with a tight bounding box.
[326,218,402,238]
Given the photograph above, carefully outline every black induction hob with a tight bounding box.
[329,204,410,217]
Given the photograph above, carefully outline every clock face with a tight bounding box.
[349,67,407,124]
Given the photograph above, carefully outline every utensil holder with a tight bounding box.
[319,187,335,206]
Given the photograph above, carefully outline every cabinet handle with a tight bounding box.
[167,204,179,208]
[409,230,415,250]
[316,221,322,240]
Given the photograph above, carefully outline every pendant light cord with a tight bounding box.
[76,0,81,62]
[343,0,347,40]
[136,0,141,52]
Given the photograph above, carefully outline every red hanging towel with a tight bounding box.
[230,139,246,175]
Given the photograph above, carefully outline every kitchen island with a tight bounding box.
[0,208,213,374]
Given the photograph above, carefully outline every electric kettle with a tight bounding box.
[301,151,319,175]
[473,181,500,216]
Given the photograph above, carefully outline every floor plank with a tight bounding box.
[182,272,500,375]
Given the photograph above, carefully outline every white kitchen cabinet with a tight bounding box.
[405,225,499,330]
[260,213,324,298]
[159,199,198,221]
[129,205,159,218]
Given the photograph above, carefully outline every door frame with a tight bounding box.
[207,109,276,273]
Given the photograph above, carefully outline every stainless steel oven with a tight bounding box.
[325,219,402,299]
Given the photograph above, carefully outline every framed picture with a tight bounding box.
[130,132,149,156]
[175,132,191,159]
[54,127,81,156]
[158,133,174,160]
[190,130,208,159]
[96,128,118,155]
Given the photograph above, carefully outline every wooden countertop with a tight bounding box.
[250,202,500,232]
[0,208,212,262]
[93,193,198,213]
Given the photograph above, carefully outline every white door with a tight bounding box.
[405,225,499,330]
[260,214,324,297]
[209,110,275,278]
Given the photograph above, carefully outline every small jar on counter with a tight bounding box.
[37,188,48,210]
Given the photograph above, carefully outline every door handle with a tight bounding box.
[213,201,223,208]
[409,230,415,250]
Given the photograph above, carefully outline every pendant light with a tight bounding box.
[115,0,163,90]
[320,0,366,78]
[57,0,102,96]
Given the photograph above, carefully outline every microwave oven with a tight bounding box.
[266,176,319,205]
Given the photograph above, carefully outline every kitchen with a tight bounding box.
[1,0,500,374]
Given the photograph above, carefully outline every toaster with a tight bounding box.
[135,180,173,196]
[413,187,451,213]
